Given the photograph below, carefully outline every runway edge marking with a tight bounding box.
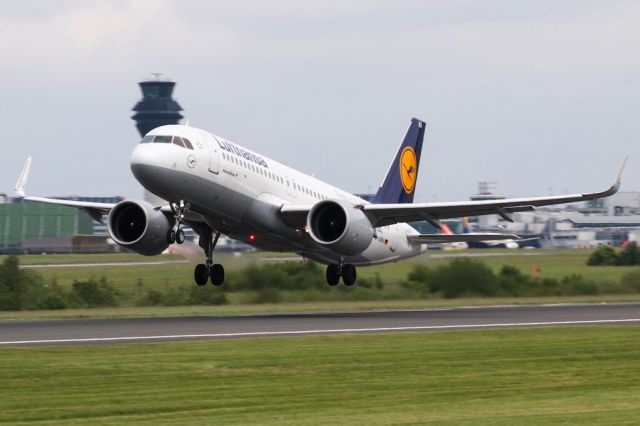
[2,318,640,346]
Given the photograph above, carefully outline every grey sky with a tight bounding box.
[1,0,638,202]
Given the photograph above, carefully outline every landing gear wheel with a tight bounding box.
[167,229,177,244]
[194,264,208,286]
[342,264,357,286]
[326,264,340,286]
[176,229,186,244]
[210,264,225,286]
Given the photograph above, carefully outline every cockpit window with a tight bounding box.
[153,136,172,143]
[172,136,185,148]
[140,135,194,149]
[182,138,194,150]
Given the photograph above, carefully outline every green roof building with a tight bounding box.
[0,203,94,253]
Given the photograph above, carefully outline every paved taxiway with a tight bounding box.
[1,303,639,346]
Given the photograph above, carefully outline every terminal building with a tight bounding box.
[466,183,640,248]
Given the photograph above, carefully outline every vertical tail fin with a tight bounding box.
[371,118,425,204]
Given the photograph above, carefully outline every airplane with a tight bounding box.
[14,118,628,286]
[457,218,539,249]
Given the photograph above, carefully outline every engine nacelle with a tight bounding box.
[107,200,171,256]
[307,200,374,256]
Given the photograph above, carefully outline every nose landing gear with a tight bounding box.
[167,200,189,244]
[194,225,225,286]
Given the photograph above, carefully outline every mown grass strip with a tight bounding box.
[1,326,640,425]
[2,295,640,321]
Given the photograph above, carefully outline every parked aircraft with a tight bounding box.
[14,118,627,286]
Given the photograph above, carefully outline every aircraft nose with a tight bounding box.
[130,143,169,187]
[130,143,157,168]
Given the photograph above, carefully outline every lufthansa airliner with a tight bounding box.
[14,119,627,286]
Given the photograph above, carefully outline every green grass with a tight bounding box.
[16,249,633,292]
[2,326,640,424]
[0,252,185,266]
[359,249,637,284]
[3,294,640,321]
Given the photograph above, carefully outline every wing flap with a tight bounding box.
[407,233,519,244]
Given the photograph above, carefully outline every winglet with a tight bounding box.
[602,155,629,197]
[14,157,32,198]
[612,155,629,193]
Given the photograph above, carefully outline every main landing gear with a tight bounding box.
[167,200,188,245]
[326,262,357,286]
[194,226,225,286]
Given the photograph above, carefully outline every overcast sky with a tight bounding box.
[1,0,638,202]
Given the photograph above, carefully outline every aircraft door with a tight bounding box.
[208,135,220,174]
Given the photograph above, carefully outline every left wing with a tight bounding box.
[362,156,628,228]
[407,233,519,244]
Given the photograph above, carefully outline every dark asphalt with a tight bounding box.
[1,303,639,346]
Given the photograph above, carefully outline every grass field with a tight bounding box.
[3,294,640,321]
[7,249,637,291]
[2,326,640,425]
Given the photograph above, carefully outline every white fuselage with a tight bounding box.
[130,125,425,266]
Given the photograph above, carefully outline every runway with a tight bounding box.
[1,303,639,346]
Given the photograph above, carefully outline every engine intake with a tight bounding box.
[307,200,374,255]
[108,200,171,256]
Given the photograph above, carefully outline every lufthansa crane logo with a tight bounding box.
[399,146,417,193]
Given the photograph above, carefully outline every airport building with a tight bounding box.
[467,183,640,248]
[0,200,94,253]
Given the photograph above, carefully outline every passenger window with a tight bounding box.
[172,136,185,148]
[182,138,194,150]
[154,136,172,143]
[141,135,154,143]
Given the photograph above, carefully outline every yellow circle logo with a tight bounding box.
[399,146,417,193]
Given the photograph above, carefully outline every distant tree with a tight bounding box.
[586,245,620,266]
[0,256,47,310]
[619,242,640,266]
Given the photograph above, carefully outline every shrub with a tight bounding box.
[586,246,620,266]
[430,258,499,298]
[188,286,229,305]
[251,287,282,304]
[619,242,640,266]
[558,274,599,296]
[69,278,118,308]
[498,265,532,296]
[0,256,55,310]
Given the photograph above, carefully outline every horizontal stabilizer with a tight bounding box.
[407,233,519,245]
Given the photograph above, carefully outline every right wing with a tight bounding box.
[14,158,116,222]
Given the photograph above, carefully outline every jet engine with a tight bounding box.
[107,200,171,256]
[307,200,374,255]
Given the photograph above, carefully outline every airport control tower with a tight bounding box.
[131,74,183,137]
[131,74,184,206]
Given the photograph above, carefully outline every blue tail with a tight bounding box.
[371,118,425,204]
